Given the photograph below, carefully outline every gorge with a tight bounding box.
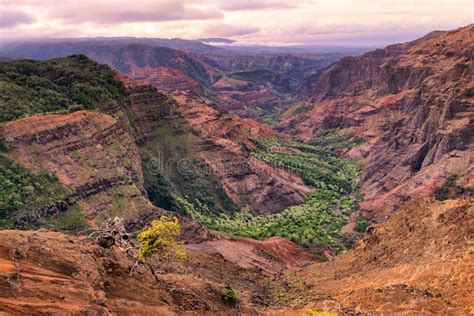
[0,24,472,315]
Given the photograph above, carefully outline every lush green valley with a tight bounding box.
[0,55,365,255]
[184,135,362,253]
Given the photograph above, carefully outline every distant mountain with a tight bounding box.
[220,44,372,55]
[1,37,228,55]
[195,37,236,44]
[0,39,346,120]
[0,42,214,93]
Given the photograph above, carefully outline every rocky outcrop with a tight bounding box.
[283,25,474,220]
[170,92,311,214]
[122,76,311,214]
[1,111,154,226]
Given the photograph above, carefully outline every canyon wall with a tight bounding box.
[283,25,474,219]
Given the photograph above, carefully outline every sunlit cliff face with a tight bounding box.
[0,0,472,45]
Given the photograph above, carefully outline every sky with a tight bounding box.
[0,0,472,46]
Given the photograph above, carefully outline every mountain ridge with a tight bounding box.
[281,24,474,220]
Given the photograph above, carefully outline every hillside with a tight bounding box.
[282,24,474,220]
[0,25,473,315]
[275,197,474,314]
[0,56,316,225]
[0,40,343,121]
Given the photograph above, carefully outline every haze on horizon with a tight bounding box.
[0,0,472,47]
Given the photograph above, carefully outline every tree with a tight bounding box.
[137,215,186,261]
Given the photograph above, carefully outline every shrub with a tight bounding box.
[137,216,186,261]
[221,285,239,306]
[305,308,337,316]
[355,216,369,233]
[434,175,458,201]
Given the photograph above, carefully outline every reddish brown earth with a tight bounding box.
[1,111,155,227]
[187,236,314,275]
[282,24,474,220]
[0,229,315,315]
[271,198,474,315]
[170,92,311,214]
[128,66,204,94]
[1,198,471,315]
[122,75,311,214]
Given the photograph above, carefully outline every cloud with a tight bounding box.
[203,23,261,37]
[47,2,223,24]
[218,0,303,11]
[0,9,36,28]
[0,0,471,45]
[0,1,223,25]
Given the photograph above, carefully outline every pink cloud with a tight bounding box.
[0,9,36,28]
[49,2,223,24]
[218,0,303,11]
[203,23,260,37]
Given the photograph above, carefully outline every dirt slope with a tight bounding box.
[0,229,315,315]
[270,198,474,315]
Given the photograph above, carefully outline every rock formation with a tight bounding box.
[282,24,474,220]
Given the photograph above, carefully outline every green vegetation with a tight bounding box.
[137,216,186,261]
[434,174,474,200]
[185,190,357,253]
[435,174,458,201]
[183,134,361,254]
[140,99,238,215]
[355,216,369,233]
[28,204,89,235]
[278,102,312,121]
[309,128,365,152]
[251,137,360,194]
[0,55,127,123]
[221,286,239,306]
[0,155,80,231]
[228,69,281,87]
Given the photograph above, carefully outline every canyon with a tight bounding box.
[0,25,473,314]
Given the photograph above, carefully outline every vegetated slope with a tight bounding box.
[138,87,311,215]
[0,40,344,121]
[0,42,212,94]
[1,111,153,230]
[282,24,474,220]
[0,56,312,226]
[0,56,126,123]
[274,197,473,315]
[186,136,361,254]
[208,68,293,121]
